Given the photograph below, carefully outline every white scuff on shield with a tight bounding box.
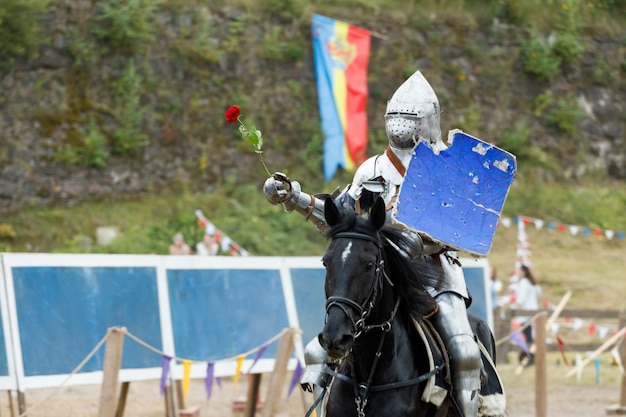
[392,131,517,257]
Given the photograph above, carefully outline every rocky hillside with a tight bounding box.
[1,1,625,218]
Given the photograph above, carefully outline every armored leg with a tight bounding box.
[301,337,330,417]
[432,291,482,417]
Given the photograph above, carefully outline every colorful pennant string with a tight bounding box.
[499,215,624,242]
[120,328,294,401]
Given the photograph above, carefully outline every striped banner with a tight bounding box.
[312,14,370,181]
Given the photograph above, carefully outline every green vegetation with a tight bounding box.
[91,0,162,51]
[110,61,149,154]
[0,0,51,69]
[54,117,109,167]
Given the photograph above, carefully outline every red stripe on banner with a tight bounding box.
[344,25,370,167]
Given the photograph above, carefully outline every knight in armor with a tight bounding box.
[263,70,482,417]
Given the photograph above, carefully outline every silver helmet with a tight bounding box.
[384,70,441,149]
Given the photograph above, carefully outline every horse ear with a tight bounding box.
[324,197,341,227]
[369,197,386,230]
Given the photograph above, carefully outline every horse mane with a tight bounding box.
[379,226,439,319]
[324,205,439,320]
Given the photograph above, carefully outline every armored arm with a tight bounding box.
[263,172,330,233]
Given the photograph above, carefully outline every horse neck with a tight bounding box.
[349,281,408,379]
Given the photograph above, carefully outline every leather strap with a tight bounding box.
[385,146,406,177]
[384,147,407,210]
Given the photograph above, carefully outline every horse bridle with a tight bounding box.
[324,231,397,339]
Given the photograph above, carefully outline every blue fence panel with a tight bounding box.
[0,305,8,377]
[12,266,162,376]
[290,268,326,347]
[167,269,289,362]
[463,264,491,328]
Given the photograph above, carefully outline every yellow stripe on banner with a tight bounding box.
[233,354,246,391]
[182,360,192,400]
[332,21,354,172]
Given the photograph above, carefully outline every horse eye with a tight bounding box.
[365,261,376,272]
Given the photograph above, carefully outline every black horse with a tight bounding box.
[317,196,502,417]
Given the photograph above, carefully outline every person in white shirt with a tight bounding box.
[196,226,219,256]
[514,264,541,365]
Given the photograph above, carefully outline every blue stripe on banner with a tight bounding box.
[312,14,346,181]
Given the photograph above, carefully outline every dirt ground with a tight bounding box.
[2,358,624,417]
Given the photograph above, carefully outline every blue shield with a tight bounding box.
[393,131,517,257]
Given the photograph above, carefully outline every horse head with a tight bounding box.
[318,197,388,360]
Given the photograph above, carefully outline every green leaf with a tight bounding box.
[255,130,263,151]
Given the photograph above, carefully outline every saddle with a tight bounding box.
[413,318,506,417]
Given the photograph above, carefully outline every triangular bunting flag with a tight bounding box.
[182,360,192,400]
[233,354,246,391]
[247,343,269,374]
[206,362,215,400]
[575,353,584,382]
[556,336,569,365]
[611,342,625,375]
[288,360,305,397]
[550,322,560,336]
[509,331,530,356]
[160,355,172,396]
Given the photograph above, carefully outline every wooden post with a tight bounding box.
[8,390,25,417]
[164,384,177,417]
[98,327,126,417]
[619,312,626,408]
[115,381,130,417]
[261,328,297,417]
[494,308,512,364]
[607,312,626,415]
[176,379,185,410]
[244,373,263,417]
[620,333,626,408]
[535,313,547,417]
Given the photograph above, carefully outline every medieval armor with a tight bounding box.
[263,70,482,417]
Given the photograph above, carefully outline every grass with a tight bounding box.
[488,220,626,311]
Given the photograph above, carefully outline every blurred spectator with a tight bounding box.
[169,233,192,255]
[514,264,541,366]
[196,225,219,256]
[490,265,503,312]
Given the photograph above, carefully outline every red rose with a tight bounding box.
[224,105,241,123]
